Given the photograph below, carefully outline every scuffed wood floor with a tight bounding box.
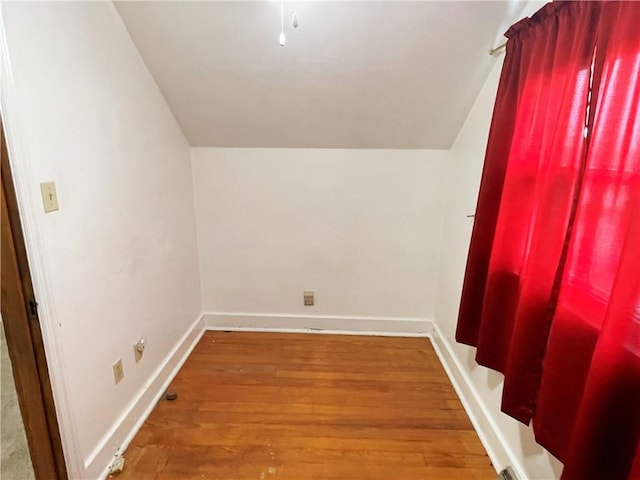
[116,332,495,480]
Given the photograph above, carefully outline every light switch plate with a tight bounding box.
[40,182,59,213]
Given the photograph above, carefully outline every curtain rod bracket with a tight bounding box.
[489,42,507,56]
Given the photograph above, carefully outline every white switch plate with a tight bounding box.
[40,181,59,213]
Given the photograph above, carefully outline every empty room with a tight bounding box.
[1,1,638,479]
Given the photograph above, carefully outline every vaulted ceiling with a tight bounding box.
[115,1,527,149]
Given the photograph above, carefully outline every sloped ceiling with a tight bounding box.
[115,1,526,149]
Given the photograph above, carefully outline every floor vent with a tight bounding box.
[498,466,518,480]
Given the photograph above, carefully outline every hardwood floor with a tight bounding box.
[117,332,495,480]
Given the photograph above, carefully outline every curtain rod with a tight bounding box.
[489,41,507,56]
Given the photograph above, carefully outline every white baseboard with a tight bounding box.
[203,312,433,337]
[429,322,526,480]
[81,312,522,479]
[85,314,206,480]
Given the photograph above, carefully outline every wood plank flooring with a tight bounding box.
[116,332,495,480]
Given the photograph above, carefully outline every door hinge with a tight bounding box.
[28,299,38,319]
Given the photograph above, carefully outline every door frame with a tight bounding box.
[1,120,68,479]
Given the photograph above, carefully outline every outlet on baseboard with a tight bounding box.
[304,291,314,306]
[108,454,125,475]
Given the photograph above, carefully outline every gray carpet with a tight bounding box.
[1,318,35,480]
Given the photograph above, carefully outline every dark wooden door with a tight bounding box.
[1,121,67,480]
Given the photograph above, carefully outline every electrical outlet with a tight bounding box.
[133,338,145,363]
[112,359,124,384]
[304,291,314,306]
[133,345,143,363]
[108,454,125,475]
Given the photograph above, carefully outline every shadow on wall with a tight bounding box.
[466,342,565,476]
[517,423,565,478]
[486,368,503,391]
[463,341,565,475]
[464,346,504,391]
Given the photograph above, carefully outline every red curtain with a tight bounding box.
[457,1,599,413]
[536,2,640,477]
[456,2,640,479]
[454,14,524,347]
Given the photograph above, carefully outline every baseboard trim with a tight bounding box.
[82,312,523,479]
[86,314,206,480]
[429,322,527,480]
[203,312,433,337]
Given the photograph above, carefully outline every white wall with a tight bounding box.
[192,148,447,329]
[1,2,201,477]
[433,12,564,480]
[1,1,565,478]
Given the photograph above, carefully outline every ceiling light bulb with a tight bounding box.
[278,1,286,46]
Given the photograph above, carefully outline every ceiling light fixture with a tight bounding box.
[279,1,286,46]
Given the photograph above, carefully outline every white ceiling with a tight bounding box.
[115,1,526,149]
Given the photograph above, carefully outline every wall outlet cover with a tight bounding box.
[108,455,125,475]
[304,291,315,306]
[112,359,124,384]
[133,345,143,363]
